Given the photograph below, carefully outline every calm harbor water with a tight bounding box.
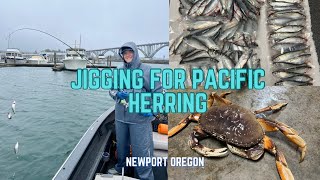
[0,64,168,179]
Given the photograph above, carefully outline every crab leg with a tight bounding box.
[189,126,228,157]
[257,118,279,132]
[254,103,288,114]
[168,113,201,137]
[210,92,232,105]
[220,91,232,98]
[258,118,306,162]
[264,136,294,180]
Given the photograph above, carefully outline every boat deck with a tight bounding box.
[95,174,138,180]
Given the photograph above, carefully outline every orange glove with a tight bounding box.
[158,124,168,135]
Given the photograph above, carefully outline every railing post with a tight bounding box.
[54,52,57,67]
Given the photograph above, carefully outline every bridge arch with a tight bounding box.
[102,49,118,56]
[86,42,169,60]
[137,48,148,58]
[149,44,169,58]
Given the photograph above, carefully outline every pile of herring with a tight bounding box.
[170,0,265,81]
[268,0,313,86]
[170,0,316,86]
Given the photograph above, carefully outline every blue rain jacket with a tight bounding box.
[109,42,163,124]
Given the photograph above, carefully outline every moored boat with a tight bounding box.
[27,55,48,64]
[63,48,87,70]
[5,48,27,64]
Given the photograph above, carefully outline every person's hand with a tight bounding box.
[141,112,153,117]
[116,91,129,100]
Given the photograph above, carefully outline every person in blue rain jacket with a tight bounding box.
[108,42,163,180]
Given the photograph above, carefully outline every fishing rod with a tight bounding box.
[7,27,98,68]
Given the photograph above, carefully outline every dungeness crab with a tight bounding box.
[169,92,306,180]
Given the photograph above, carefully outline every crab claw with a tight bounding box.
[188,131,228,157]
[299,146,306,163]
[259,118,306,162]
[189,141,229,157]
[277,122,307,162]
[227,143,264,161]
[286,134,306,162]
[276,151,294,180]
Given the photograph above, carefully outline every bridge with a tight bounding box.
[86,42,169,60]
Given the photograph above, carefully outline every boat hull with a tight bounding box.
[63,59,87,70]
[27,60,48,64]
[5,59,27,64]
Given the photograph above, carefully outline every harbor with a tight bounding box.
[0,42,169,70]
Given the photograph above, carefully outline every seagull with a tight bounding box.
[12,101,16,114]
[8,112,12,119]
[14,141,19,154]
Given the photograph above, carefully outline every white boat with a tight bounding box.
[27,55,48,64]
[5,48,27,64]
[63,48,87,70]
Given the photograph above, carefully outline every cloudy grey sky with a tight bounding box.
[0,0,168,57]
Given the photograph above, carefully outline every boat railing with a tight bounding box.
[52,106,115,180]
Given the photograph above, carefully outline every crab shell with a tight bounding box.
[199,104,265,148]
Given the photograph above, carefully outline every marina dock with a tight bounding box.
[0,59,168,69]
[0,63,116,68]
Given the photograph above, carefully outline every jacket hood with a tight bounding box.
[119,42,141,69]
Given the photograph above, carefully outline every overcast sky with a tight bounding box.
[0,0,168,57]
